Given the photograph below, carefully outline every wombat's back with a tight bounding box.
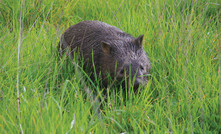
[62,21,132,51]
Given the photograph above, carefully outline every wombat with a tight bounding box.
[58,20,151,91]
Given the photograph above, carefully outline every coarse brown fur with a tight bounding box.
[58,20,151,91]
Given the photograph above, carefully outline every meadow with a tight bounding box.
[0,0,220,133]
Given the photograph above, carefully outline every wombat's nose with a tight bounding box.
[133,79,141,90]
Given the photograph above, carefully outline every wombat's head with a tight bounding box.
[101,35,151,92]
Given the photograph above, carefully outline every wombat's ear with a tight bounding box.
[101,41,111,54]
[136,35,144,47]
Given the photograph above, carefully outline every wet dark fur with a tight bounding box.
[58,20,151,91]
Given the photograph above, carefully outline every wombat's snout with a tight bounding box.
[131,65,145,91]
[118,68,146,92]
[115,60,149,91]
[133,78,141,91]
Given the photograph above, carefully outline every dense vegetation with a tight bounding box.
[0,0,220,133]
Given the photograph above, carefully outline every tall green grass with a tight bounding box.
[0,0,220,133]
